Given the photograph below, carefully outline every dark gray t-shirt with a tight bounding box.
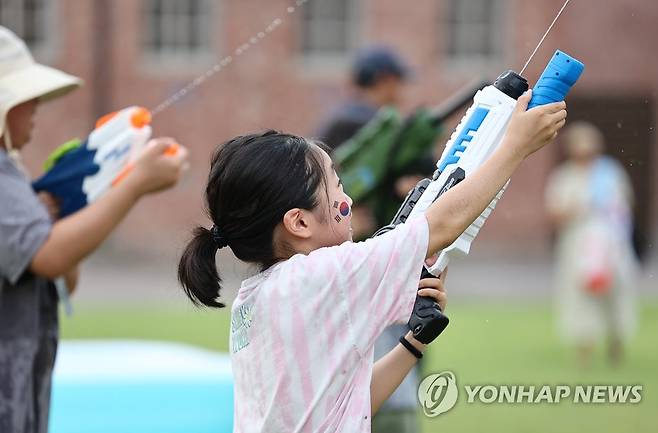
[0,149,58,339]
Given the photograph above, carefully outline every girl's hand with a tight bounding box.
[417,268,448,312]
[504,90,567,160]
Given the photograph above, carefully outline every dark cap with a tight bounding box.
[352,45,412,88]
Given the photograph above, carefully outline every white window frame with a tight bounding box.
[443,0,509,71]
[298,0,361,72]
[0,0,57,62]
[142,0,216,71]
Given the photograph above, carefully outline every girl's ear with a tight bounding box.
[281,208,313,239]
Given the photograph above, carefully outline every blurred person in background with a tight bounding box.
[315,45,423,433]
[0,26,188,433]
[545,121,638,368]
[316,45,422,240]
[316,45,410,151]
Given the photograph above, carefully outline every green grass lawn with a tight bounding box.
[61,300,658,433]
[420,302,657,433]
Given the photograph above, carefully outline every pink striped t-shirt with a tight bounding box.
[229,215,429,432]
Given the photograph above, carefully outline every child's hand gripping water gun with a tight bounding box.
[377,50,584,344]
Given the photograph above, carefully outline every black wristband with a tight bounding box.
[399,335,423,359]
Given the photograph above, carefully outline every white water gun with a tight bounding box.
[33,106,180,217]
[377,50,584,343]
[417,50,584,274]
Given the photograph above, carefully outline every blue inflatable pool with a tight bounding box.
[50,340,234,433]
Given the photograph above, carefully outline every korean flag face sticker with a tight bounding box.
[339,201,350,217]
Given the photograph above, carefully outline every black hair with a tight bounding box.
[178,130,328,308]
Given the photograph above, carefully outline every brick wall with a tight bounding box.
[17,0,657,257]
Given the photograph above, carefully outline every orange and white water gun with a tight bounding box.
[33,106,179,217]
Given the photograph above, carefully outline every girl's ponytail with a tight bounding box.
[178,226,225,308]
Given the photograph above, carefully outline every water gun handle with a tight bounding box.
[407,267,449,344]
[528,50,584,109]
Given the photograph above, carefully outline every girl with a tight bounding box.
[178,90,566,432]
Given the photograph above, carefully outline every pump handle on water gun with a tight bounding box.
[377,50,584,344]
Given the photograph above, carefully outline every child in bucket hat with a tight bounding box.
[0,26,188,433]
[0,26,81,154]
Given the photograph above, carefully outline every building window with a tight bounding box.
[445,0,503,61]
[0,0,52,55]
[143,0,212,63]
[300,0,359,62]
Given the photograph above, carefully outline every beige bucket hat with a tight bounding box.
[0,25,82,138]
